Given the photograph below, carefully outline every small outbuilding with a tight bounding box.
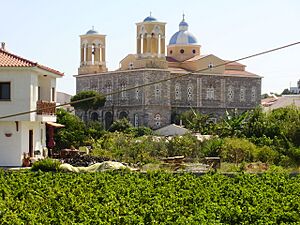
[154,124,190,136]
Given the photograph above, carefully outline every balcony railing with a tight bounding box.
[36,100,56,115]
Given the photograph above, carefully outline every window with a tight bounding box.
[170,50,173,54]
[154,114,161,127]
[106,83,112,101]
[128,62,134,69]
[175,83,181,100]
[251,87,256,102]
[180,49,184,54]
[187,84,193,101]
[134,114,139,127]
[120,82,127,99]
[206,87,215,100]
[192,49,196,54]
[208,62,213,69]
[227,86,234,102]
[154,84,161,100]
[0,82,11,100]
[135,89,140,100]
[240,87,246,102]
[51,87,55,102]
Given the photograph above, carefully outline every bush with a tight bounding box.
[201,137,224,157]
[221,138,258,164]
[166,134,202,159]
[255,146,279,164]
[31,159,61,172]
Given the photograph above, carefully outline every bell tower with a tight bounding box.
[135,14,167,69]
[78,28,107,75]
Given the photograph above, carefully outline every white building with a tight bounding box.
[0,44,63,166]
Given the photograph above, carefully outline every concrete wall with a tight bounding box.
[0,121,46,166]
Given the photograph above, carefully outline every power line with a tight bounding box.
[0,41,299,120]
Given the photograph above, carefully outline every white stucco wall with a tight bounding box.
[0,68,32,121]
[0,121,46,166]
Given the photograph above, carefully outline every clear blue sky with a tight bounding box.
[1,0,300,95]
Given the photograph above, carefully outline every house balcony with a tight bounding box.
[36,100,57,122]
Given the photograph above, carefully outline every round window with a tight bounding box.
[180,49,184,54]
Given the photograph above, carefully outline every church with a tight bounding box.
[74,15,261,129]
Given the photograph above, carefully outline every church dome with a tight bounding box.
[169,16,197,45]
[143,14,157,22]
[86,29,98,35]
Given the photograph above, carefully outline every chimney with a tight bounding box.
[1,42,5,50]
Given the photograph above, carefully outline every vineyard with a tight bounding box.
[0,171,300,224]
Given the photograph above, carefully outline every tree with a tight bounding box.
[54,108,87,150]
[281,88,291,95]
[109,118,133,132]
[70,90,106,122]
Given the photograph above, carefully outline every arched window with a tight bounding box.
[154,84,161,100]
[106,82,112,101]
[154,114,161,128]
[228,86,234,102]
[104,112,113,130]
[251,87,256,102]
[187,84,193,101]
[91,112,99,121]
[119,111,128,119]
[240,87,246,102]
[136,89,140,100]
[206,87,215,100]
[134,114,139,127]
[175,83,181,100]
[120,81,127,99]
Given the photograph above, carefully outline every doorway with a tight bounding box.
[29,130,34,157]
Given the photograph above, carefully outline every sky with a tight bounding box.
[1,0,300,95]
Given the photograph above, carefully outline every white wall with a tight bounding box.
[0,68,32,121]
[0,121,22,166]
[0,121,46,166]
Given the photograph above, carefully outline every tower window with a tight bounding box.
[192,49,196,54]
[170,50,173,54]
[180,49,184,54]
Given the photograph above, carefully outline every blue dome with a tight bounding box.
[169,31,197,45]
[86,29,98,35]
[169,16,197,45]
[179,21,188,27]
[143,16,157,22]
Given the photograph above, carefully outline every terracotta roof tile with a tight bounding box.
[0,49,63,76]
[224,69,259,77]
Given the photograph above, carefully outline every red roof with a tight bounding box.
[0,48,64,76]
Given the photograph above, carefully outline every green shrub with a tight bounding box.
[31,159,61,172]
[255,146,279,164]
[201,137,224,157]
[221,137,258,164]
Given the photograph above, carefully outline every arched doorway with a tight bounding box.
[119,111,128,119]
[104,112,113,130]
[90,112,99,121]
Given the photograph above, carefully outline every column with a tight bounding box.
[137,36,141,54]
[94,46,100,62]
[86,44,92,64]
[160,37,165,55]
[143,35,147,54]
[146,34,151,53]
[102,47,106,62]
[80,45,84,64]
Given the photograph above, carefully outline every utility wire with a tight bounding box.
[0,41,299,120]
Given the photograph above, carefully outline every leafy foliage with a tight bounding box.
[54,109,105,150]
[70,90,106,112]
[31,159,61,172]
[0,171,300,224]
